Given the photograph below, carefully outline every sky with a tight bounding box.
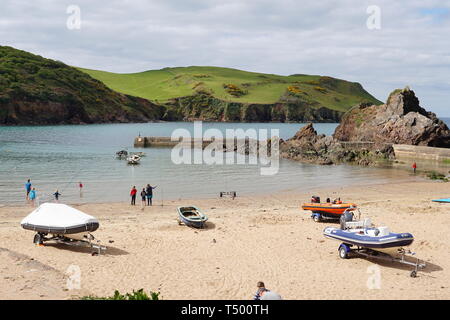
[1,0,449,116]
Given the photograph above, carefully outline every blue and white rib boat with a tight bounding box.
[324,225,414,255]
[323,213,425,277]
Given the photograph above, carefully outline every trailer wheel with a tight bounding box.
[313,214,321,222]
[33,233,43,245]
[339,244,350,259]
[410,270,417,278]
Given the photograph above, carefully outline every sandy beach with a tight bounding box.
[0,180,449,300]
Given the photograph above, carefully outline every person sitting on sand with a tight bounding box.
[253,281,269,300]
[253,281,282,300]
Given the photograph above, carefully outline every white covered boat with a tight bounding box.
[21,203,105,254]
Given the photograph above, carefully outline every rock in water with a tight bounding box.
[333,87,450,147]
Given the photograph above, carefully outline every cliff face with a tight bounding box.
[0,46,164,125]
[333,88,450,147]
[163,93,343,123]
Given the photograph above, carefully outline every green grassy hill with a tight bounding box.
[79,66,382,112]
[0,46,164,125]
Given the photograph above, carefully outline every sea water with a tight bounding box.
[0,121,439,206]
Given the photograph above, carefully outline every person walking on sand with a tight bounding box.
[130,186,137,205]
[25,179,32,200]
[412,162,417,174]
[29,188,37,207]
[54,189,61,202]
[140,188,147,209]
[146,184,157,206]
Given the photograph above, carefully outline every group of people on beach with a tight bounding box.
[24,179,83,206]
[130,184,157,208]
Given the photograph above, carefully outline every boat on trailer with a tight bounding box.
[302,198,357,222]
[21,203,106,255]
[177,206,208,228]
[323,212,425,277]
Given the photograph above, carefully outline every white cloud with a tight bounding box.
[0,0,449,116]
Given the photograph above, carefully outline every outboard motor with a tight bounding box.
[340,210,354,230]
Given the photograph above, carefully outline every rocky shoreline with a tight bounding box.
[279,88,450,166]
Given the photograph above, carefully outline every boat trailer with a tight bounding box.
[33,232,107,256]
[338,243,426,278]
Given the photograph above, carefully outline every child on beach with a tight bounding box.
[54,190,61,202]
[412,162,417,174]
[130,186,137,205]
[25,179,32,200]
[140,188,147,209]
[79,182,83,197]
[29,188,37,207]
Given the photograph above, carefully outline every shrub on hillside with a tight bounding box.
[222,83,247,97]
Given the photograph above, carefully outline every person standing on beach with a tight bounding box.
[29,188,37,207]
[130,186,137,205]
[146,184,157,206]
[412,162,417,174]
[140,188,147,209]
[25,179,32,200]
[54,190,61,202]
[79,182,83,197]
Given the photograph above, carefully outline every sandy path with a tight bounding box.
[0,180,449,299]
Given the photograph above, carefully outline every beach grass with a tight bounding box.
[81,288,160,300]
[78,66,382,112]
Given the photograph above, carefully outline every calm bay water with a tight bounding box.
[0,121,431,206]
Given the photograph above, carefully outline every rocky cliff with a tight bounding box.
[333,87,450,147]
[162,93,343,122]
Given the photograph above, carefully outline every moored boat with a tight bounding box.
[177,206,208,228]
[127,154,141,164]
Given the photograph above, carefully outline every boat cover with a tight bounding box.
[432,198,450,203]
[21,203,99,234]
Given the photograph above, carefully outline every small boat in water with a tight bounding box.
[116,150,128,158]
[127,154,141,165]
[302,197,357,222]
[177,206,208,228]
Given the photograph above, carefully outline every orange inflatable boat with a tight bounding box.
[302,202,357,222]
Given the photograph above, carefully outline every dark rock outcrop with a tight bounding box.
[279,123,392,166]
[333,87,450,147]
